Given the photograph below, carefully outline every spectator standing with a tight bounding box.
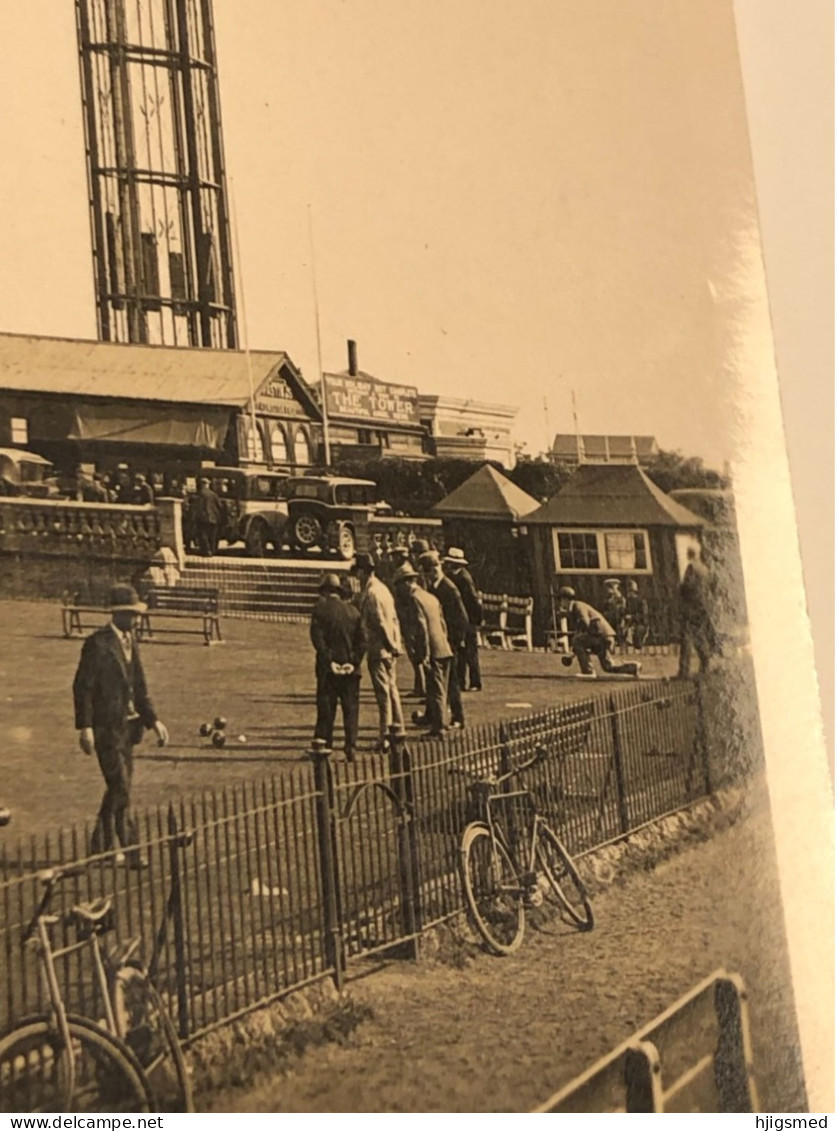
[556,586,641,679]
[443,547,483,692]
[194,477,223,557]
[419,551,467,728]
[310,573,365,761]
[677,547,718,678]
[390,545,425,699]
[81,473,109,504]
[623,579,649,651]
[352,552,404,754]
[72,585,169,867]
[394,563,453,739]
[130,473,155,506]
[603,578,627,649]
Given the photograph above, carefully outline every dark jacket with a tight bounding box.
[194,486,223,524]
[428,574,469,649]
[73,625,157,736]
[310,594,365,669]
[450,567,483,627]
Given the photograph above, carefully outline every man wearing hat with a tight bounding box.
[352,552,404,753]
[73,585,169,865]
[555,586,641,679]
[389,545,425,699]
[310,573,365,760]
[602,578,627,650]
[443,547,483,692]
[418,551,468,728]
[392,563,453,738]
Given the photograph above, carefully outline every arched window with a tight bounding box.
[294,428,311,466]
[269,422,289,465]
[241,418,267,463]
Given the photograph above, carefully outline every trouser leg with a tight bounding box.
[572,633,595,674]
[92,733,136,852]
[369,657,393,740]
[595,637,635,675]
[678,630,694,678]
[448,652,465,725]
[465,626,482,689]
[411,658,426,696]
[427,657,451,734]
[338,675,361,755]
[314,662,335,745]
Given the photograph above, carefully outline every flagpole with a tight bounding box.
[307,204,331,467]
[229,179,260,464]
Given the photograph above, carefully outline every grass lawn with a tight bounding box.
[0,599,678,839]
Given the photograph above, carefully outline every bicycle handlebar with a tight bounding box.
[450,745,547,788]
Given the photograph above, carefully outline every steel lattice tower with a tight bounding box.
[75,0,238,348]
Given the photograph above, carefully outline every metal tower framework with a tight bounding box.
[75,0,238,348]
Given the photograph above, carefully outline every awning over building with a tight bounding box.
[68,401,229,449]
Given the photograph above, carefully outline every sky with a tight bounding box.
[0,0,769,468]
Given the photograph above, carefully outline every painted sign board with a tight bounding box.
[324,374,420,426]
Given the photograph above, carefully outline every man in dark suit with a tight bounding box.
[73,585,169,866]
[394,563,453,739]
[193,477,223,557]
[310,573,365,760]
[419,550,468,728]
[444,547,483,692]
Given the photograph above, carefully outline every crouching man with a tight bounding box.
[556,586,641,679]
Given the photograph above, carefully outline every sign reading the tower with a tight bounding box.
[324,375,420,425]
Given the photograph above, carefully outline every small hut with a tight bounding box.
[520,463,704,645]
[432,464,539,595]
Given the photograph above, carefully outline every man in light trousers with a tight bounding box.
[352,552,404,753]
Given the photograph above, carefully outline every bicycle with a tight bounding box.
[457,748,594,956]
[0,863,192,1113]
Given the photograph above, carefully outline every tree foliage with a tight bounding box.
[643,449,729,494]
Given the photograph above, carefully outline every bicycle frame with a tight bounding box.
[480,788,543,898]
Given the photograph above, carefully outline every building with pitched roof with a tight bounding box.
[432,463,539,595]
[551,433,659,467]
[520,462,704,644]
[0,332,322,487]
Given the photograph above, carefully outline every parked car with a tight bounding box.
[184,468,289,557]
[285,476,385,560]
[0,449,59,498]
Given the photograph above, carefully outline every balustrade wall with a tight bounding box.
[0,497,163,601]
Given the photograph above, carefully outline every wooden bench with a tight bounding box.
[139,585,222,646]
[61,585,222,646]
[476,592,534,652]
[533,969,758,1113]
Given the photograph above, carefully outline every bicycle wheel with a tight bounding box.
[0,1015,153,1113]
[460,822,524,956]
[114,966,193,1112]
[536,822,595,931]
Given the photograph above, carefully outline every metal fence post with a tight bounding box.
[166,804,190,1040]
[498,723,519,856]
[608,695,630,835]
[389,727,422,959]
[310,739,346,990]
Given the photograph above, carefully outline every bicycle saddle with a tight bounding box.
[69,897,114,929]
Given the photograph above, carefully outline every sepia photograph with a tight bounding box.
[0,0,831,1117]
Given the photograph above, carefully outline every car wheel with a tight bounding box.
[245,519,270,557]
[335,523,356,561]
[293,512,322,550]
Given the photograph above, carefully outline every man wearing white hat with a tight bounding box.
[443,547,483,692]
[73,584,169,866]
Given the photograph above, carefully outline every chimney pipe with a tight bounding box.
[347,339,358,376]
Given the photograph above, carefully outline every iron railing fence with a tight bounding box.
[1,680,711,1042]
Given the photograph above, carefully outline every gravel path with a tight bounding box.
[210,779,806,1113]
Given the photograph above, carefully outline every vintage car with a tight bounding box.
[285,476,385,560]
[0,448,58,498]
[184,467,289,557]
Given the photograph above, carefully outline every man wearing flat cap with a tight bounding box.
[556,586,641,679]
[393,563,453,738]
[73,584,169,866]
[310,572,365,760]
[352,552,404,753]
